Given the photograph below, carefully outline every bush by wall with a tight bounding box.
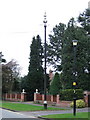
[59,89,84,101]
[70,99,86,108]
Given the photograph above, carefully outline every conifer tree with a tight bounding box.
[49,72,61,95]
[47,16,90,90]
[27,35,44,100]
[78,9,90,34]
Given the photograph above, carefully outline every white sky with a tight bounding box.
[0,0,89,76]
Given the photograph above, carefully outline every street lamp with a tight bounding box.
[43,12,47,109]
[72,40,78,46]
[72,39,78,116]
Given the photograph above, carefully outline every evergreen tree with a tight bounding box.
[49,72,61,95]
[47,23,66,70]
[27,35,44,100]
[62,18,89,90]
[78,9,90,34]
[78,8,90,90]
[47,17,90,90]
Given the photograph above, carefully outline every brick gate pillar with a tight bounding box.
[56,94,60,104]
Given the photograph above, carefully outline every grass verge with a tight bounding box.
[0,101,66,111]
[42,112,89,119]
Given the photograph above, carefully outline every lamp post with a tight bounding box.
[43,12,47,109]
[72,40,78,116]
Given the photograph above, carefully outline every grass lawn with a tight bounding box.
[42,112,90,119]
[0,101,66,111]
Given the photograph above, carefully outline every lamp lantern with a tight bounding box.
[72,40,78,46]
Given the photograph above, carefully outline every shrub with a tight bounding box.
[70,99,86,108]
[60,89,84,101]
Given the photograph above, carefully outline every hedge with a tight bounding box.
[59,89,84,101]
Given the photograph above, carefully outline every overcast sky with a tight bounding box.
[0,0,89,76]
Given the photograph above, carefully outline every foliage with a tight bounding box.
[0,52,6,63]
[26,35,44,100]
[78,9,90,90]
[47,23,66,70]
[47,13,90,90]
[49,72,62,95]
[20,76,28,91]
[78,9,90,34]
[60,89,84,101]
[70,99,86,108]
[2,59,20,93]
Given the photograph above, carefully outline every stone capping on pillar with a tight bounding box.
[21,89,26,102]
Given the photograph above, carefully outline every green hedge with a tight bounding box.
[59,89,84,101]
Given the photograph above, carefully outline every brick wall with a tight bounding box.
[34,93,59,104]
[2,93,26,102]
[34,91,90,107]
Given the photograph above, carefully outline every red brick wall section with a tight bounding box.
[36,94,42,100]
[7,94,10,98]
[46,95,51,101]
[34,93,58,103]
[17,94,21,99]
[3,93,25,102]
[53,95,57,102]
[12,94,15,99]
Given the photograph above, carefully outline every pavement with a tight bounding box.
[18,107,89,117]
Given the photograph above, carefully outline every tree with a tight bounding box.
[47,23,66,70]
[2,59,20,93]
[0,52,6,63]
[49,72,61,95]
[78,9,90,34]
[78,8,90,90]
[62,18,89,89]
[27,35,44,100]
[47,17,90,90]
[20,75,28,92]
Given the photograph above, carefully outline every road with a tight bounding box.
[0,108,42,120]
